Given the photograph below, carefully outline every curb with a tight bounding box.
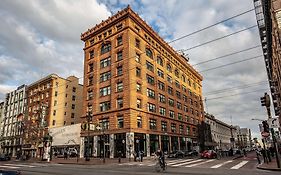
[256,165,281,171]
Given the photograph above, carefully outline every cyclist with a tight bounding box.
[156,149,165,170]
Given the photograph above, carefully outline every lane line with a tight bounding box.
[4,164,35,168]
[0,165,19,169]
[185,159,215,167]
[211,160,233,168]
[172,159,203,167]
[230,161,248,169]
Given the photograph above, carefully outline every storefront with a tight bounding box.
[161,135,169,153]
[171,136,179,151]
[149,134,159,155]
[134,133,146,156]
[114,133,126,158]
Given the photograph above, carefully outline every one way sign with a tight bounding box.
[268,118,280,128]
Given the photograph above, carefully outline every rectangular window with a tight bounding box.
[159,94,166,103]
[100,86,111,97]
[167,75,172,84]
[158,81,165,91]
[182,85,187,92]
[53,110,56,116]
[168,98,174,107]
[117,66,123,76]
[135,53,140,62]
[100,101,111,112]
[71,113,75,118]
[184,105,188,112]
[116,82,123,92]
[186,126,190,135]
[117,116,124,128]
[169,110,175,118]
[183,95,187,102]
[161,121,167,131]
[100,118,110,130]
[157,69,164,78]
[168,86,173,95]
[149,119,157,130]
[135,39,140,48]
[100,71,111,82]
[89,63,94,72]
[117,98,123,108]
[178,113,183,121]
[146,61,154,72]
[72,95,76,101]
[89,50,94,59]
[55,91,58,97]
[147,103,156,112]
[176,91,181,99]
[100,57,111,68]
[53,120,56,126]
[101,43,111,54]
[146,74,155,85]
[177,102,182,110]
[72,104,75,109]
[147,88,155,99]
[136,67,141,77]
[87,90,93,100]
[171,123,176,133]
[175,81,180,88]
[159,107,166,116]
[136,83,141,92]
[179,125,183,134]
[88,76,93,85]
[137,99,142,108]
[137,116,142,128]
[117,51,123,61]
[117,36,123,46]
[54,100,57,106]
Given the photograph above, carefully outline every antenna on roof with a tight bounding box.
[177,49,189,62]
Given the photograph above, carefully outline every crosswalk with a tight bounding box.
[120,158,250,170]
[0,163,52,169]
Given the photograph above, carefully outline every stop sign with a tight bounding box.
[261,131,270,138]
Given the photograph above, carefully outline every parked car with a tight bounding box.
[200,150,217,159]
[68,148,78,157]
[0,170,21,175]
[184,150,199,156]
[168,150,185,158]
[0,154,11,161]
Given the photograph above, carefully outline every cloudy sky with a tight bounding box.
[0,0,270,139]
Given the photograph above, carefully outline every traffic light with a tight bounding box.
[260,96,266,106]
[262,120,269,133]
[260,93,270,107]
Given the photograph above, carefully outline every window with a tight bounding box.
[147,88,155,99]
[117,36,122,46]
[185,115,190,122]
[71,113,75,118]
[146,61,154,72]
[72,95,76,101]
[182,75,186,82]
[117,51,123,61]
[171,123,176,133]
[87,90,93,100]
[159,107,166,116]
[161,121,167,131]
[135,53,140,62]
[182,85,187,92]
[146,74,155,85]
[158,81,165,91]
[175,81,180,88]
[186,126,190,135]
[149,119,157,130]
[88,76,93,86]
[54,100,57,106]
[179,125,183,134]
[117,66,123,76]
[116,23,123,30]
[193,82,197,90]
[88,63,94,72]
[157,69,164,78]
[147,103,156,112]
[135,39,140,48]
[117,98,123,108]
[116,82,123,92]
[136,83,141,92]
[168,98,174,106]
[100,86,111,97]
[136,67,141,77]
[159,94,166,103]
[100,57,111,68]
[168,86,173,95]
[184,105,188,112]
[176,91,181,99]
[169,110,175,118]
[175,69,179,78]
[137,116,142,128]
[188,79,191,86]
[137,99,142,108]
[100,118,110,129]
[167,64,172,72]
[101,43,111,54]
[72,104,75,109]
[100,71,111,82]
[89,50,94,59]
[117,116,124,128]
[167,75,172,84]
[183,95,187,102]
[177,102,182,110]
[53,110,56,116]
[178,113,183,121]
[157,57,163,66]
[53,120,56,126]
[100,101,111,112]
[146,48,153,59]
[71,122,74,125]
[55,91,58,97]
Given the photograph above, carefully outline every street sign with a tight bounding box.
[89,124,96,131]
[268,118,279,128]
[261,131,270,138]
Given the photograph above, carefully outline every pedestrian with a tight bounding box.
[64,151,67,160]
[269,147,274,157]
[256,149,261,164]
[243,149,247,157]
[140,150,143,162]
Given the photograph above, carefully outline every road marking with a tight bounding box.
[185,159,215,167]
[166,159,183,163]
[0,165,19,169]
[167,159,193,165]
[172,159,203,167]
[211,160,233,168]
[4,164,35,168]
[230,161,248,169]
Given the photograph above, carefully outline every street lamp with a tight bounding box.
[85,111,92,161]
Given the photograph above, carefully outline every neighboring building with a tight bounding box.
[0,101,5,152]
[80,6,204,158]
[254,0,281,123]
[23,74,83,157]
[236,127,252,149]
[204,113,236,151]
[1,85,27,156]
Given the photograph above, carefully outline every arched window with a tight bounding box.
[101,43,111,54]
[166,63,172,72]
[146,48,153,59]
[175,69,179,78]
[157,57,163,66]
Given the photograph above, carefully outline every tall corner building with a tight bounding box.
[80,6,203,158]
[23,74,83,157]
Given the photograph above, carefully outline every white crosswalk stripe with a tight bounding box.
[167,159,193,165]
[4,164,35,168]
[185,159,215,167]
[230,161,248,169]
[171,159,203,167]
[211,160,233,168]
[0,163,49,169]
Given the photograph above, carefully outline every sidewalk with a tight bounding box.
[256,157,281,171]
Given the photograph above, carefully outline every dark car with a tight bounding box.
[0,154,11,161]
[168,150,185,158]
[184,150,199,156]
[200,150,217,159]
[0,170,21,175]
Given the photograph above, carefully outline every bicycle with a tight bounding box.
[155,157,167,172]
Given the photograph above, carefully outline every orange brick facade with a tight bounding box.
[81,6,204,158]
